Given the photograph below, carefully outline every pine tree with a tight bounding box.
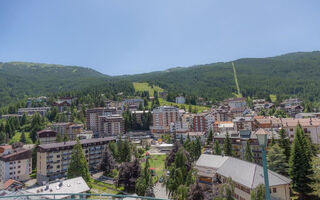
[244,140,253,162]
[207,129,213,145]
[250,184,265,200]
[267,144,288,176]
[278,128,290,162]
[56,133,63,142]
[136,156,153,196]
[30,113,43,142]
[310,157,320,198]
[32,139,39,170]
[223,132,233,156]
[20,113,27,126]
[0,131,6,144]
[188,181,205,200]
[213,140,221,155]
[67,139,90,183]
[20,131,27,143]
[194,137,202,160]
[289,125,313,198]
[63,134,69,142]
[218,177,234,200]
[270,134,276,146]
[100,146,115,175]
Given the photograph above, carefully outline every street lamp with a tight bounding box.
[256,129,271,200]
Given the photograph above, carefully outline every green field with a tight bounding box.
[269,94,277,102]
[141,154,166,183]
[159,98,209,113]
[90,179,124,195]
[133,82,163,97]
[9,131,33,144]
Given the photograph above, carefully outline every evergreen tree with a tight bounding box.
[30,113,43,142]
[20,131,27,143]
[100,146,116,175]
[217,177,234,200]
[0,131,6,144]
[223,132,233,156]
[244,140,253,162]
[136,156,153,196]
[289,125,313,198]
[213,140,221,155]
[267,144,288,176]
[270,134,276,146]
[194,137,202,160]
[117,159,141,192]
[207,129,213,145]
[278,128,290,162]
[187,181,205,200]
[67,139,90,183]
[56,133,63,142]
[32,139,39,170]
[63,134,69,142]
[310,157,320,198]
[20,113,27,126]
[250,184,265,200]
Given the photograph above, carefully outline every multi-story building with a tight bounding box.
[17,107,51,116]
[36,137,115,183]
[122,99,144,110]
[98,115,124,137]
[280,99,304,117]
[233,117,254,132]
[195,154,291,200]
[213,121,234,133]
[37,130,57,144]
[0,146,32,183]
[150,106,179,134]
[212,106,232,122]
[86,107,118,134]
[52,100,71,112]
[192,113,214,133]
[51,123,83,140]
[131,110,150,125]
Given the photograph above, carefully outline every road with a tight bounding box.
[154,182,169,199]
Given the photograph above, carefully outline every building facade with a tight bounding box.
[86,107,118,134]
[98,115,124,137]
[36,137,115,183]
[150,106,179,133]
[37,130,57,144]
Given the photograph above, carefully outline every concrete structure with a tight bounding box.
[2,179,24,191]
[0,147,32,183]
[98,114,124,137]
[122,99,144,110]
[26,177,90,199]
[36,137,115,183]
[86,107,118,134]
[175,96,186,104]
[211,106,232,122]
[213,121,234,133]
[233,117,254,132]
[176,131,206,143]
[150,106,179,134]
[192,113,214,133]
[51,123,83,140]
[17,107,50,116]
[37,130,57,144]
[295,112,320,119]
[195,154,291,200]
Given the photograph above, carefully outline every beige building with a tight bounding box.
[195,154,291,200]
[37,130,57,144]
[98,114,124,137]
[0,146,32,184]
[150,106,179,133]
[86,107,118,135]
[36,137,115,184]
[51,122,83,140]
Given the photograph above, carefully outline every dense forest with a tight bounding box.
[120,51,320,102]
[2,51,320,108]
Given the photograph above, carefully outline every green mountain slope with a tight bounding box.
[0,62,108,106]
[119,51,320,101]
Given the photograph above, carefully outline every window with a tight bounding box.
[273,188,277,193]
[18,161,21,163]
[18,166,20,169]
[17,171,20,174]
[290,128,293,132]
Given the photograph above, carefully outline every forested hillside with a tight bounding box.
[0,62,110,107]
[2,51,320,108]
[120,51,320,102]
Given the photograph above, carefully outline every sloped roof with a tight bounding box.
[196,154,291,189]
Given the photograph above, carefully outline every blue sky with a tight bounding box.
[0,0,319,75]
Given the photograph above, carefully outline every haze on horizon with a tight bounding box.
[0,0,320,75]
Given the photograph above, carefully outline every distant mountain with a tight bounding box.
[2,51,320,108]
[119,51,320,102]
[0,62,108,107]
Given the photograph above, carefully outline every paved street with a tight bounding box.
[154,182,169,199]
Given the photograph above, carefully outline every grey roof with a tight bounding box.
[25,177,90,199]
[216,157,291,188]
[196,155,291,189]
[196,154,229,169]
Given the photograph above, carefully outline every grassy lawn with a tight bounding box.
[269,94,277,103]
[9,131,33,144]
[133,82,163,97]
[90,179,124,195]
[159,98,209,113]
[141,154,166,183]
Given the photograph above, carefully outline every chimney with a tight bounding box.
[59,179,63,187]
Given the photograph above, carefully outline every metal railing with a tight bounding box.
[0,193,169,200]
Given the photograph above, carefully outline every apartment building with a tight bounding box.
[192,113,214,133]
[36,137,115,183]
[122,99,144,110]
[37,130,57,144]
[195,154,291,200]
[211,106,232,122]
[51,122,83,140]
[150,106,179,133]
[0,146,32,183]
[98,115,124,137]
[233,117,254,132]
[17,107,51,116]
[86,107,118,134]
